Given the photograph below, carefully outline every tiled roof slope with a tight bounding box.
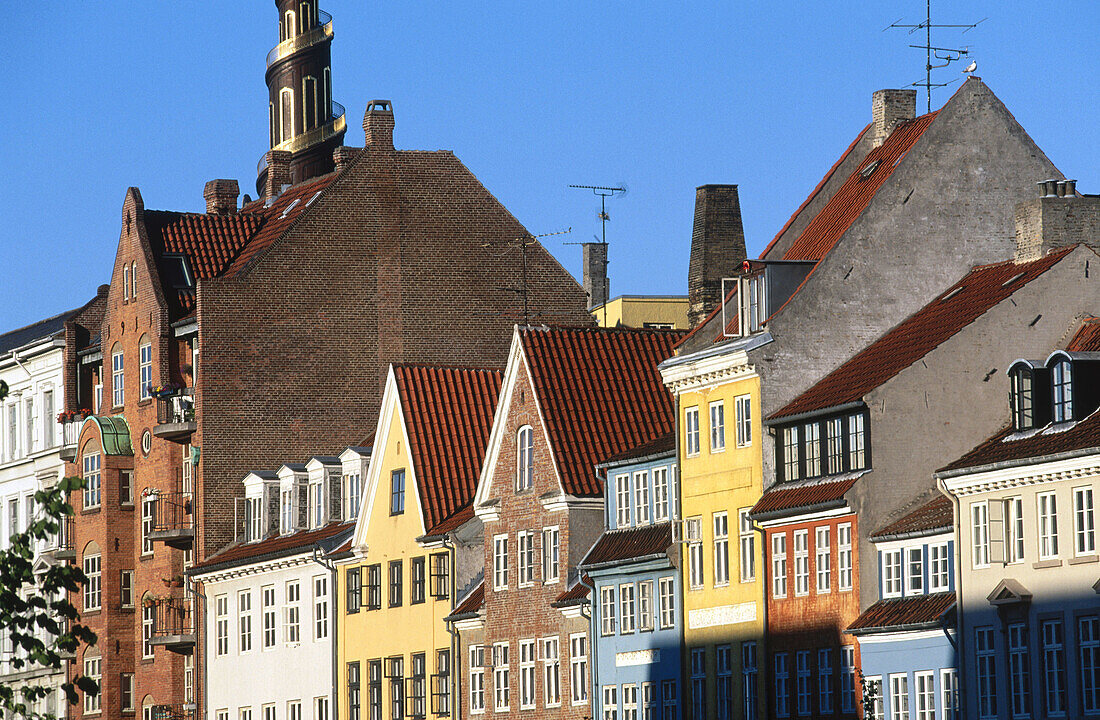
[1067,317,1100,351]
[870,496,953,540]
[552,576,592,606]
[521,326,684,497]
[393,365,503,535]
[940,408,1100,473]
[189,521,354,574]
[0,306,82,355]
[582,523,673,567]
[601,433,675,466]
[449,579,485,618]
[848,592,955,634]
[770,247,1076,421]
[750,476,859,518]
[779,113,938,262]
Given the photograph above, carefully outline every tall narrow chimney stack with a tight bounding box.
[364,100,395,150]
[582,242,609,311]
[871,89,917,148]
[687,184,747,327]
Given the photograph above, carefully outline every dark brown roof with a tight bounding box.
[940,411,1100,474]
[601,433,676,466]
[582,523,673,568]
[770,247,1076,422]
[552,576,592,606]
[393,365,502,535]
[448,579,485,618]
[189,521,354,574]
[750,476,859,519]
[521,327,683,497]
[871,496,953,540]
[848,592,955,634]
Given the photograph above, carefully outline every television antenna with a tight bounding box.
[483,228,572,326]
[568,184,625,326]
[885,0,985,113]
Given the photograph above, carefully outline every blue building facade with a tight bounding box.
[583,438,683,720]
[848,497,958,720]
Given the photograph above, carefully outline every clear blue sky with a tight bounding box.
[1,2,1096,331]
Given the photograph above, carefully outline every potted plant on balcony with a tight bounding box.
[142,596,157,609]
[148,383,180,399]
[161,575,185,588]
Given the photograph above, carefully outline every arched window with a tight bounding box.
[516,426,534,492]
[283,10,296,40]
[1011,368,1033,430]
[141,695,155,720]
[280,87,295,144]
[139,335,153,400]
[1053,359,1073,422]
[111,343,125,408]
[131,261,137,298]
[82,541,102,612]
[123,264,131,300]
[82,446,102,509]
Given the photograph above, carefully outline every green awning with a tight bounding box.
[85,415,134,456]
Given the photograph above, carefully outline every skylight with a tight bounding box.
[280,198,301,219]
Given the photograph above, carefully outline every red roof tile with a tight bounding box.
[870,496,953,540]
[750,476,859,518]
[1067,317,1100,351]
[393,365,503,535]
[770,247,1077,421]
[940,411,1100,474]
[601,433,675,466]
[189,521,354,574]
[552,576,592,606]
[449,579,485,617]
[521,327,684,497]
[582,523,673,567]
[848,592,955,634]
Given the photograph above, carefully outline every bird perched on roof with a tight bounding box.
[962,60,978,74]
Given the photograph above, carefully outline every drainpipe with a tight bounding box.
[442,533,461,720]
[751,516,769,715]
[937,476,965,720]
[578,572,597,718]
[183,577,208,720]
[311,544,339,718]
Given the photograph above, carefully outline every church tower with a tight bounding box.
[258,0,347,197]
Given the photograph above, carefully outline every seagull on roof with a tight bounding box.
[963,60,978,74]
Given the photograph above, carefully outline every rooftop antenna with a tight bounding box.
[885,1,985,113]
[568,184,625,326]
[483,228,572,326]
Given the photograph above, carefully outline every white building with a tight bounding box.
[190,449,368,720]
[0,306,88,717]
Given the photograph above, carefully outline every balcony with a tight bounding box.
[149,596,196,654]
[151,705,196,720]
[42,515,75,561]
[266,10,333,68]
[153,391,196,443]
[58,415,88,461]
[147,486,194,550]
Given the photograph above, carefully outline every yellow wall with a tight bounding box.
[338,404,455,720]
[591,296,690,329]
[677,371,766,719]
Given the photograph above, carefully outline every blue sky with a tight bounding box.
[1,2,1096,330]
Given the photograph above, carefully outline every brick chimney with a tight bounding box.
[1014,180,1100,263]
[333,146,362,173]
[263,150,292,203]
[582,242,609,310]
[871,89,917,148]
[687,184,747,327]
[203,179,240,215]
[364,100,395,150]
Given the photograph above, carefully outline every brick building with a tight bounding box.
[469,326,683,720]
[63,3,591,716]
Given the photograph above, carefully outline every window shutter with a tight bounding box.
[329,470,342,524]
[296,479,309,529]
[988,499,1006,565]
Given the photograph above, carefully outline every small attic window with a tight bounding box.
[1002,271,1026,288]
[306,191,323,207]
[280,198,301,219]
[161,255,193,289]
[859,159,882,179]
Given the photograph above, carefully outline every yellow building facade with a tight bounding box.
[659,338,767,719]
[337,365,500,720]
[591,295,690,329]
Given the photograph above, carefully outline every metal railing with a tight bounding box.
[267,10,333,67]
[156,391,195,426]
[151,596,195,639]
[258,102,347,177]
[150,491,193,535]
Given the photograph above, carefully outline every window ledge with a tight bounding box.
[81,506,102,515]
[137,398,152,407]
[1033,559,1063,569]
[1069,554,1099,565]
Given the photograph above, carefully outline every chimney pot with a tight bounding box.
[204,179,240,215]
[363,99,395,150]
[870,89,917,148]
[1043,179,1060,198]
[1056,180,1067,198]
[1064,179,1077,197]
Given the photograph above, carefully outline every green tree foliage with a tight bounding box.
[0,377,99,719]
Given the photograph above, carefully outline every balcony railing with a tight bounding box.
[43,515,75,561]
[266,10,333,67]
[257,102,347,177]
[151,704,196,720]
[149,595,196,654]
[148,486,194,551]
[153,390,196,443]
[58,416,86,461]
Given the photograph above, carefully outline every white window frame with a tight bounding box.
[139,338,152,400]
[262,585,277,649]
[713,511,729,587]
[913,671,934,720]
[735,394,751,447]
[793,530,809,597]
[284,580,301,645]
[516,426,534,492]
[687,517,704,590]
[83,452,102,510]
[83,655,102,713]
[314,575,328,641]
[684,407,700,457]
[570,634,588,705]
[906,546,924,596]
[929,543,950,592]
[653,466,670,521]
[519,639,536,710]
[1074,486,1095,556]
[616,474,632,527]
[840,646,856,715]
[638,580,654,632]
[82,553,101,611]
[112,345,125,408]
[493,534,508,590]
[540,636,561,708]
[517,531,535,587]
[493,642,510,711]
[739,509,755,582]
[141,495,155,555]
[889,673,910,720]
[940,668,958,720]
[542,526,560,584]
[600,586,617,636]
[215,594,228,656]
[634,471,651,525]
[658,577,675,629]
[882,548,903,598]
[619,583,636,634]
[469,645,486,714]
[815,526,831,594]
[972,501,990,568]
[238,589,252,653]
[1038,491,1059,559]
[772,533,787,599]
[603,685,618,720]
[1007,496,1025,563]
[709,401,726,452]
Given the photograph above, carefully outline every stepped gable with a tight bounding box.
[520,326,684,497]
[392,365,503,535]
[770,246,1076,422]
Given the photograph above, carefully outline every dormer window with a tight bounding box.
[1053,359,1073,423]
[516,426,534,492]
[247,497,263,542]
[777,410,870,482]
[1011,368,1034,430]
[737,273,767,335]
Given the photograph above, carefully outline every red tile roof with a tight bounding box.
[601,433,675,466]
[848,592,955,634]
[189,521,354,574]
[1067,317,1100,351]
[870,496,953,540]
[449,578,485,617]
[770,247,1077,421]
[552,576,592,606]
[940,411,1100,474]
[750,476,859,518]
[393,365,503,535]
[582,523,673,567]
[520,326,684,497]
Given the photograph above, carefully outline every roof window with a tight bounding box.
[280,198,301,219]
[859,159,882,179]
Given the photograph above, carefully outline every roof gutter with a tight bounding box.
[764,400,866,428]
[935,442,1100,480]
[869,526,953,543]
[749,498,850,524]
[847,619,944,637]
[580,551,671,573]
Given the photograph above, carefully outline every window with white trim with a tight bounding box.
[888,673,909,720]
[469,646,485,714]
[83,552,101,611]
[518,531,535,587]
[826,417,843,474]
[516,426,534,492]
[603,685,618,720]
[687,517,704,589]
[285,580,301,645]
[840,646,856,714]
[710,401,726,451]
[940,668,958,720]
[314,575,328,640]
[601,586,617,636]
[929,543,950,592]
[142,603,155,659]
[111,344,124,408]
[638,580,653,632]
[239,590,252,653]
[685,407,700,456]
[1052,359,1073,422]
[793,530,809,596]
[783,427,799,481]
[913,671,934,720]
[739,509,755,582]
[848,414,866,470]
[971,502,990,568]
[976,627,997,718]
[772,533,787,598]
[519,639,536,710]
[493,535,508,590]
[906,547,923,596]
[569,634,588,705]
[658,577,675,629]
[262,585,277,648]
[83,654,101,713]
[120,570,134,608]
[215,594,228,656]
[653,467,670,521]
[735,394,751,447]
[623,683,639,720]
[141,495,155,554]
[642,682,656,720]
[138,336,152,400]
[1038,492,1059,559]
[542,526,559,583]
[714,512,729,587]
[540,636,560,707]
[815,527,831,593]
[1077,615,1099,714]
[1007,496,1024,563]
[616,474,632,527]
[634,471,650,525]
[803,422,821,478]
[1074,486,1095,556]
[619,583,636,634]
[882,549,902,598]
[82,452,102,510]
[1008,623,1031,718]
[838,523,853,591]
[493,643,510,711]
